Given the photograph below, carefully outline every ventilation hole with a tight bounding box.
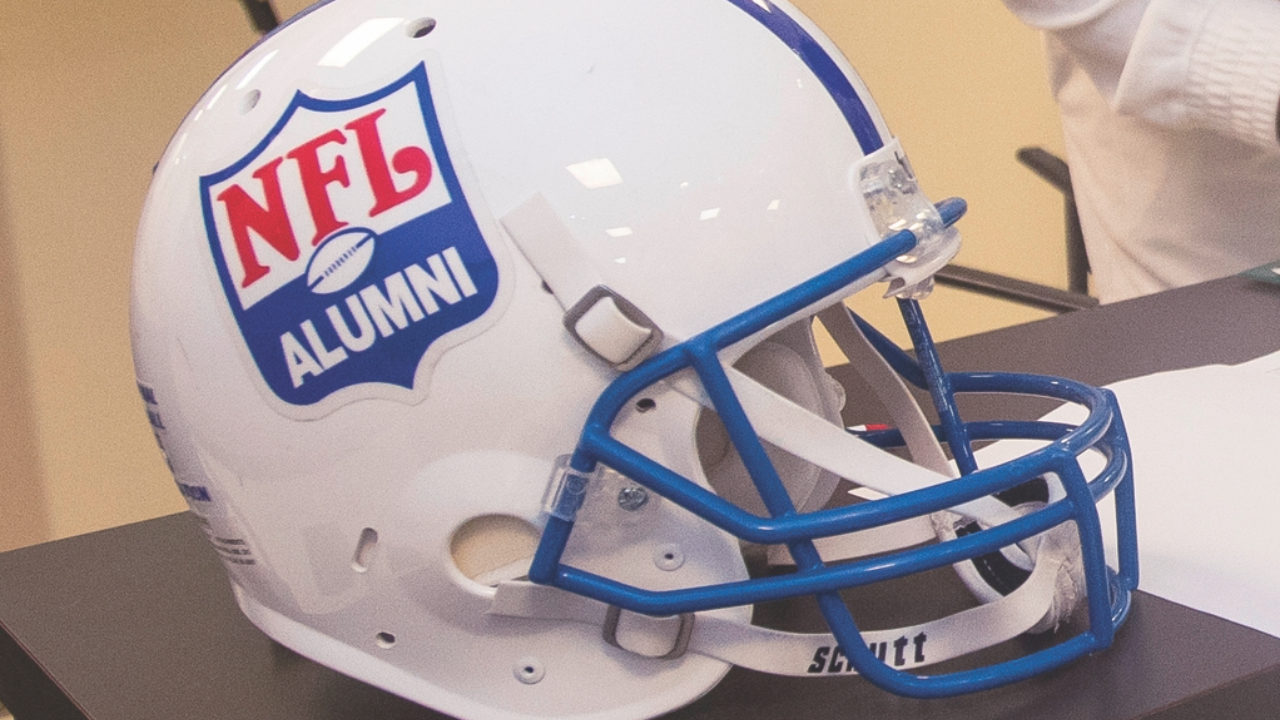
[375,632,397,649]
[635,398,657,413]
[407,18,437,38]
[241,89,261,114]
[351,527,378,572]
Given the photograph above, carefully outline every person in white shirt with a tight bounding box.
[1003,0,1280,302]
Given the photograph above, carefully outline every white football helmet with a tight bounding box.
[130,1,1137,718]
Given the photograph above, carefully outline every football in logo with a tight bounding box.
[307,228,377,295]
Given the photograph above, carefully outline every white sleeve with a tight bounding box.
[1001,0,1131,29]
[1003,0,1150,98]
[1115,0,1280,148]
[1004,0,1280,148]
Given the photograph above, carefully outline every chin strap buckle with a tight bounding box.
[501,194,665,372]
[564,286,664,371]
[602,606,695,659]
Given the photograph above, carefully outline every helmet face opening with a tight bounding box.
[520,230,1134,694]
[131,1,1136,718]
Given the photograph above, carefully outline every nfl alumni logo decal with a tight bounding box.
[200,65,499,408]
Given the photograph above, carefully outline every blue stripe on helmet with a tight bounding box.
[724,0,884,154]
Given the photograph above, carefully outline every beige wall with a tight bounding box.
[0,0,1067,549]
[0,0,294,549]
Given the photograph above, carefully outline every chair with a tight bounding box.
[238,0,279,34]
[934,147,1096,313]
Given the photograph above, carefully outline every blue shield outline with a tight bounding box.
[199,64,500,407]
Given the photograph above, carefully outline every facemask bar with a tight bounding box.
[527,198,1137,698]
[896,298,980,475]
[836,305,1139,694]
[844,306,1139,594]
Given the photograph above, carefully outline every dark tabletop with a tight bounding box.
[4,274,1280,720]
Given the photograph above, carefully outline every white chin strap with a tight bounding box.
[489,297,1087,675]
[812,304,1051,597]
[501,193,663,371]
[667,309,1022,532]
[488,548,1064,676]
[814,304,953,477]
[489,307,1088,676]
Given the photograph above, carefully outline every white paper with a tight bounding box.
[974,351,1280,638]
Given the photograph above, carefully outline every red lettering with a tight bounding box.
[345,108,432,217]
[286,129,351,246]
[216,156,299,288]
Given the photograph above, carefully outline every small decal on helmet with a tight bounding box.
[200,65,498,407]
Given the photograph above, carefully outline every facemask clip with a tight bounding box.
[857,139,962,299]
[564,286,665,371]
[543,455,605,522]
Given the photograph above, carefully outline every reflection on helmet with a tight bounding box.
[131,1,1137,718]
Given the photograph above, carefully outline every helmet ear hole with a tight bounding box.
[450,515,541,586]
